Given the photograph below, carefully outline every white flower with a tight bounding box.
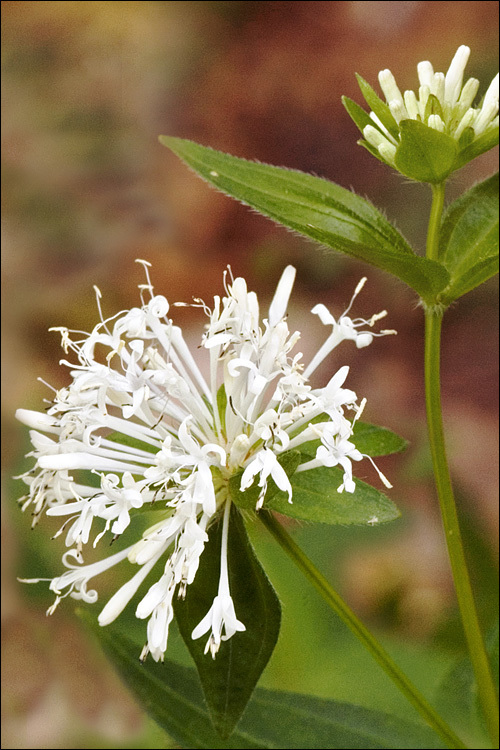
[362,45,499,165]
[240,448,293,509]
[16,261,393,661]
[191,500,246,658]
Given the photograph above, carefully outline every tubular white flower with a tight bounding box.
[363,125,397,164]
[16,262,393,660]
[378,69,405,110]
[191,500,245,658]
[240,448,293,509]
[98,545,166,626]
[268,264,296,326]
[304,277,395,378]
[444,45,470,107]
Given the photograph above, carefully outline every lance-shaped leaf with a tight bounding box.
[230,459,400,526]
[160,137,449,302]
[439,172,499,304]
[351,421,408,456]
[174,503,281,739]
[80,613,446,749]
[273,466,399,525]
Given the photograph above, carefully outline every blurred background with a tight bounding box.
[2,2,498,747]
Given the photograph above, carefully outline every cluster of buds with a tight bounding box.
[345,45,498,181]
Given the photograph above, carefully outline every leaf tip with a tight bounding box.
[158,134,184,153]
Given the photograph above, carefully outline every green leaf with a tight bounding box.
[354,74,400,139]
[78,611,261,749]
[395,120,458,183]
[160,137,450,302]
[488,621,499,694]
[423,94,444,123]
[174,503,281,739]
[434,656,476,736]
[80,613,445,749]
[351,421,408,456]
[439,172,499,303]
[240,688,446,749]
[229,442,400,525]
[441,255,498,304]
[454,125,499,171]
[266,466,400,525]
[298,419,408,460]
[434,620,499,742]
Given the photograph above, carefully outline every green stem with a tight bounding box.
[426,183,446,261]
[424,308,499,747]
[260,511,466,749]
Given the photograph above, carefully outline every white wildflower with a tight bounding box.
[16,261,394,661]
[191,500,246,658]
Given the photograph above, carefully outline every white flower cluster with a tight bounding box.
[16,262,394,661]
[364,45,499,164]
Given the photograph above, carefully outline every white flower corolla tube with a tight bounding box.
[362,45,499,164]
[16,261,394,661]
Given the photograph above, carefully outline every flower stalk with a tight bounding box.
[424,184,499,748]
[259,510,466,750]
[426,183,446,262]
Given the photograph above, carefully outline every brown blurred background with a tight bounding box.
[2,2,498,748]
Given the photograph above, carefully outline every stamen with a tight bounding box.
[366,455,393,489]
[344,277,367,316]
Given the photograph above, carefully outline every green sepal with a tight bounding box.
[355,73,400,139]
[394,120,458,183]
[217,383,228,438]
[106,431,160,454]
[357,138,392,166]
[342,95,378,136]
[454,125,499,171]
[423,94,444,123]
[457,126,475,151]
